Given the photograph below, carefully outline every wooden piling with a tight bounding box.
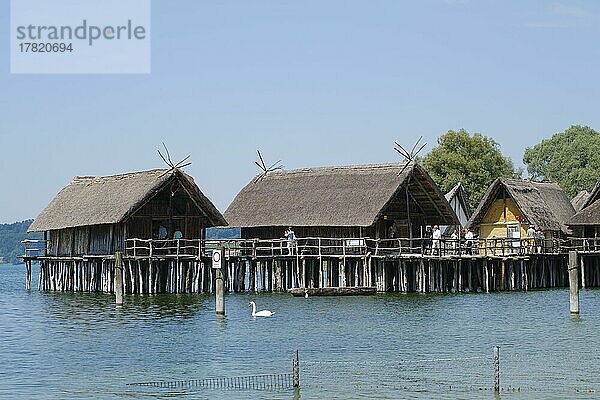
[500,259,505,291]
[568,250,579,315]
[581,256,586,289]
[114,251,124,306]
[25,260,32,290]
[301,258,306,289]
[292,350,300,388]
[215,250,225,316]
[493,345,500,393]
[215,266,225,315]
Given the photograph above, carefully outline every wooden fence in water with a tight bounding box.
[21,236,600,294]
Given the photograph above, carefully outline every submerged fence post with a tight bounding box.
[293,350,300,388]
[493,345,500,393]
[568,250,580,314]
[114,251,123,306]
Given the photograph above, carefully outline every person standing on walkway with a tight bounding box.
[464,228,474,255]
[432,225,442,255]
[451,228,459,255]
[423,226,433,255]
[286,227,296,255]
[526,225,536,254]
[536,227,544,254]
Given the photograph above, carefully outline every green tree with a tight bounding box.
[423,129,518,210]
[523,125,600,198]
[0,219,41,265]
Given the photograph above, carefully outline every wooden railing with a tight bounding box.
[24,236,600,260]
[21,239,48,258]
[568,237,600,253]
[123,236,582,259]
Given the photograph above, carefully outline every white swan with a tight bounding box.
[304,289,309,299]
[249,301,274,317]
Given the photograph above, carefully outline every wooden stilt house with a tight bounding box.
[24,168,226,294]
[224,163,458,240]
[467,178,575,252]
[29,168,226,254]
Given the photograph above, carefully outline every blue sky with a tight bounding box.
[1,0,599,222]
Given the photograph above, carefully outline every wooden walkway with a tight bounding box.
[21,236,600,294]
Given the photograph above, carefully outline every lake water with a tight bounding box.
[1,263,599,399]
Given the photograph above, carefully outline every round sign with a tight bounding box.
[213,251,221,263]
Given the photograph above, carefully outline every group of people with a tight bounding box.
[284,223,545,256]
[423,225,442,255]
[423,226,474,255]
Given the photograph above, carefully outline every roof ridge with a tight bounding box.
[72,168,170,182]
[262,162,409,177]
[500,177,560,186]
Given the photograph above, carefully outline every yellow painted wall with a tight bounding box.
[478,199,529,239]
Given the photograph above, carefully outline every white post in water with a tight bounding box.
[568,250,579,314]
[114,251,124,306]
[493,345,500,393]
[213,248,225,316]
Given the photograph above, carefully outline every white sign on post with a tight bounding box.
[212,249,222,269]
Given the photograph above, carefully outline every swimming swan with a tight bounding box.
[249,301,274,317]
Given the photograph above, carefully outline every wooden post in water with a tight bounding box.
[25,260,32,290]
[215,268,225,315]
[214,248,225,316]
[500,259,505,291]
[493,345,500,393]
[580,255,586,289]
[301,258,306,289]
[292,350,300,388]
[114,252,124,306]
[568,250,579,315]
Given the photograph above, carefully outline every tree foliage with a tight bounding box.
[0,219,41,265]
[423,129,518,210]
[523,125,600,198]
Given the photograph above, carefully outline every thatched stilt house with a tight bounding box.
[224,163,458,240]
[29,168,226,256]
[467,178,575,249]
[22,168,227,295]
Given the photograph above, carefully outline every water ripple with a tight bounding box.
[1,264,599,399]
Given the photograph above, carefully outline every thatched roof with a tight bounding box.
[467,178,575,233]
[572,190,591,212]
[224,162,458,228]
[570,181,600,226]
[569,200,600,226]
[29,169,226,232]
[580,181,600,210]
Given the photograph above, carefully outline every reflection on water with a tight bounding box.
[40,291,209,323]
[1,263,599,400]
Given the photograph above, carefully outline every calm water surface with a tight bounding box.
[1,263,599,399]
